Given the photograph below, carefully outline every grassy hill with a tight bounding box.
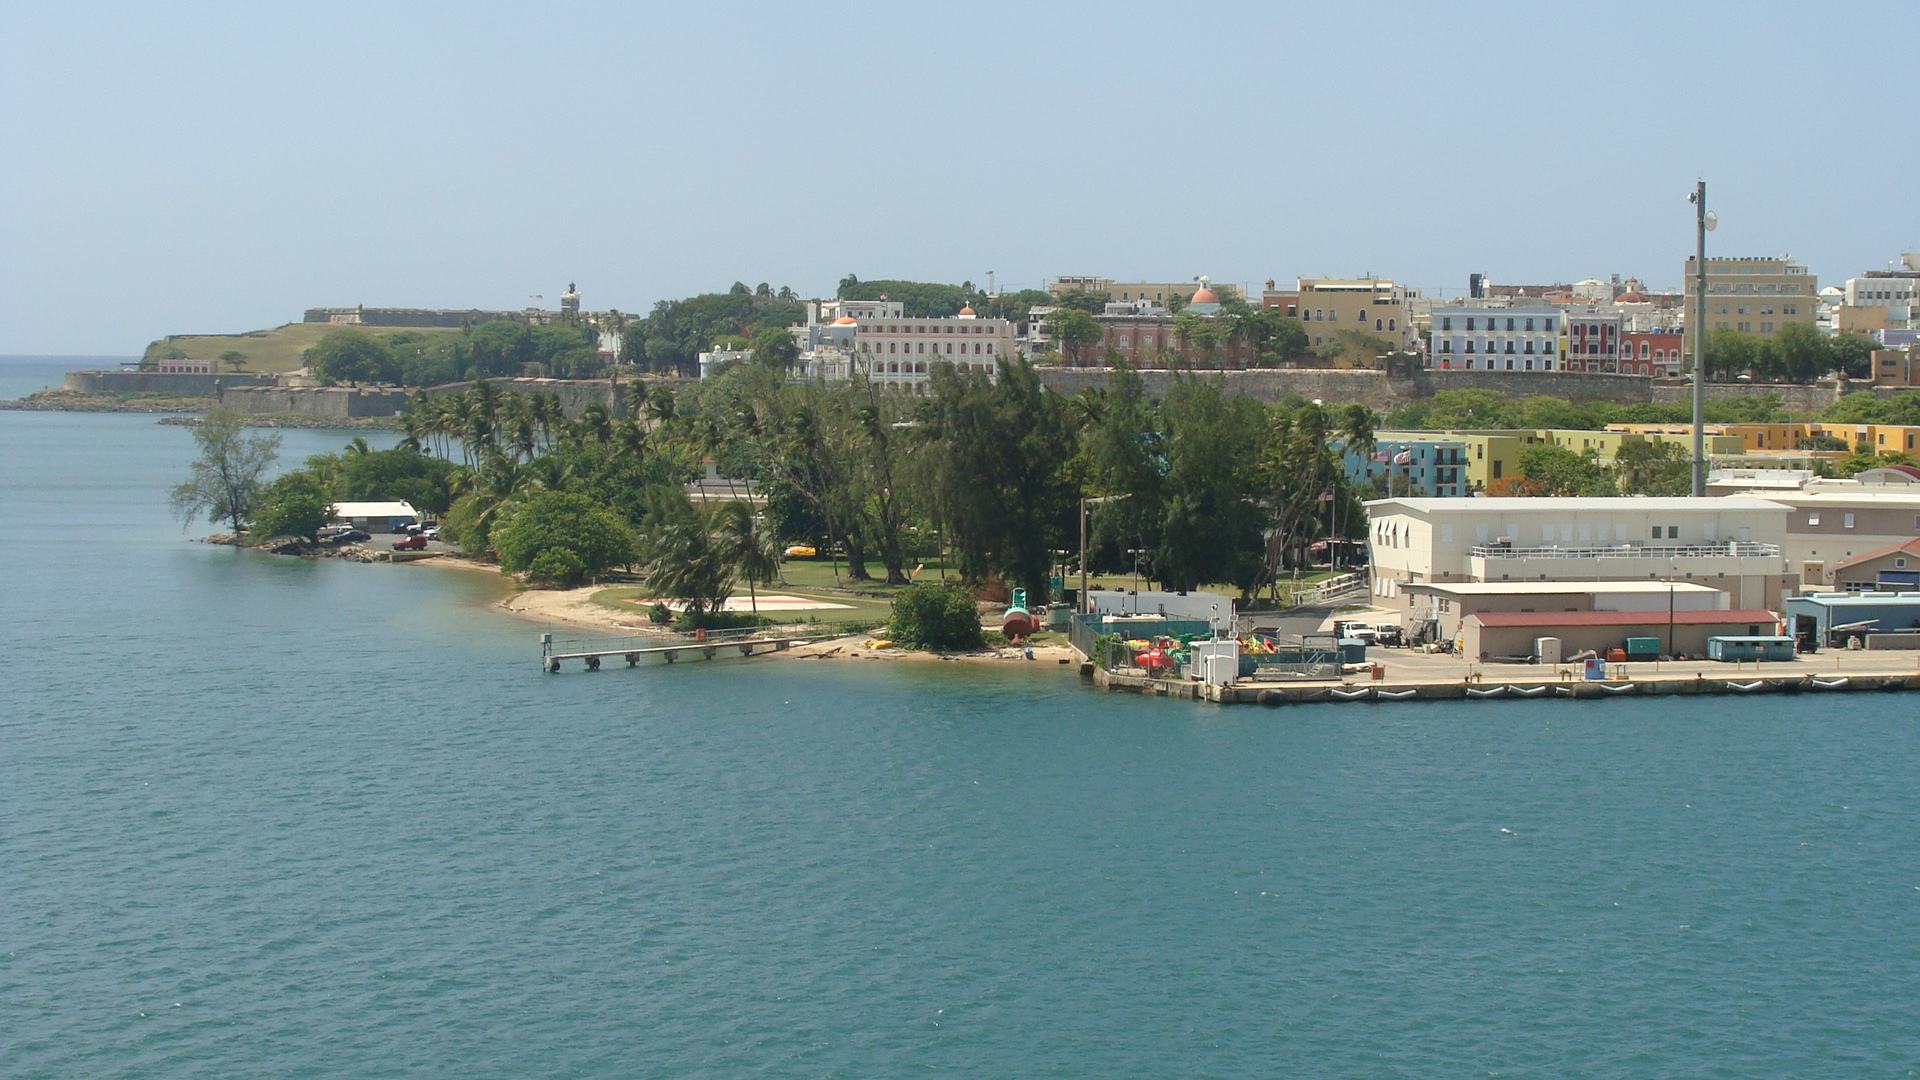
[142,322,467,374]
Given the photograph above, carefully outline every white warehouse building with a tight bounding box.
[1365,497,1799,612]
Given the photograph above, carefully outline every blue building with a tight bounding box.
[1341,434,1468,498]
[1784,592,1920,648]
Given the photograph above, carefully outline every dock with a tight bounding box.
[1095,666,1919,703]
[540,630,812,672]
[1088,645,1920,706]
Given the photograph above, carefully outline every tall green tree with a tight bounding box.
[249,470,333,540]
[1043,308,1102,365]
[924,359,1077,601]
[169,409,281,535]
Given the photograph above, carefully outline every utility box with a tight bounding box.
[1534,636,1562,666]
[1187,639,1241,686]
[1624,636,1662,659]
[1582,657,1607,681]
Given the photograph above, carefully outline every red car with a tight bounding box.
[392,534,428,550]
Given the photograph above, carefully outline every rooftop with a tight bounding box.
[1831,538,1920,573]
[1408,581,1724,596]
[1368,496,1790,512]
[331,501,418,518]
[1469,609,1779,629]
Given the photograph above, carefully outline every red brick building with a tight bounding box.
[1619,327,1685,377]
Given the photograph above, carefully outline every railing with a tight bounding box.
[1291,571,1367,605]
[541,618,886,659]
[1469,542,1782,560]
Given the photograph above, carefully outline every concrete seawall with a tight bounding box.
[62,371,274,396]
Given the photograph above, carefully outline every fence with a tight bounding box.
[1069,613,1214,671]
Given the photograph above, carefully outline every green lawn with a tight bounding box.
[142,322,467,374]
[588,582,896,624]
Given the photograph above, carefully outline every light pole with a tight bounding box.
[1689,182,1715,497]
[1079,494,1130,614]
[1127,548,1148,612]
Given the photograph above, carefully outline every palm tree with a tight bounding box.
[344,436,372,456]
[715,500,778,615]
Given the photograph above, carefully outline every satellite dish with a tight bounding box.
[1704,211,1718,231]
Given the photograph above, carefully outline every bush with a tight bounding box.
[493,491,638,578]
[670,609,766,633]
[526,546,586,588]
[647,602,673,624]
[887,583,984,651]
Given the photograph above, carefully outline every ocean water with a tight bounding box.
[4,409,1919,1078]
[0,355,139,401]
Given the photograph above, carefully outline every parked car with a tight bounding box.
[392,534,428,550]
[420,525,441,541]
[330,529,370,543]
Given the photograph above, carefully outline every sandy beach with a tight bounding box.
[415,559,1080,666]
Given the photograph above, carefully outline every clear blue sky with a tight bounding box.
[3,1,1915,355]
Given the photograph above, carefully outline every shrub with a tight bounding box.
[493,491,638,578]
[526,546,586,588]
[887,583,984,651]
[647,602,673,625]
[670,609,765,633]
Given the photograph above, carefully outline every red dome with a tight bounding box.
[833,316,858,325]
[1190,286,1218,305]
[958,305,976,316]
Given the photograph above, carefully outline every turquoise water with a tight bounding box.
[5,410,1920,1077]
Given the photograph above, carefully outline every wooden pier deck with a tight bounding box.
[540,633,812,672]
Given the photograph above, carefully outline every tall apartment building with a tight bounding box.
[1682,255,1818,352]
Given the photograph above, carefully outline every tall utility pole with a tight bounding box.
[1691,181,1709,497]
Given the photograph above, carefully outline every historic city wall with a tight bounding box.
[62,371,274,396]
[219,386,411,418]
[1032,367,1653,408]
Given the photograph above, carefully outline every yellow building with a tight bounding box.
[1437,429,1743,490]
[1606,421,1920,458]
[1681,255,1818,352]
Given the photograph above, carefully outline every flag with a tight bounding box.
[1393,450,1413,465]
[1370,451,1390,463]
[1318,490,1335,502]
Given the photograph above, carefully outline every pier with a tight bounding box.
[540,629,815,672]
[1086,641,1920,706]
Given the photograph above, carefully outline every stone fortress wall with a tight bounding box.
[55,367,1860,420]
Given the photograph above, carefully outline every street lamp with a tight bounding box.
[1689,182,1715,497]
[1127,548,1148,612]
[1080,493,1131,614]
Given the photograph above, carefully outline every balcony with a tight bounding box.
[1470,542,1781,561]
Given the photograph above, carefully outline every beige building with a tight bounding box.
[1297,278,1420,351]
[1730,481,1920,588]
[1682,255,1818,352]
[1365,496,1797,612]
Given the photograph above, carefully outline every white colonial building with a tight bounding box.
[1428,306,1563,371]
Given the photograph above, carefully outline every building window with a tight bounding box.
[1843,513,1854,528]
[1466,318,1476,331]
[1808,513,1820,525]
[1524,318,1535,331]
[1544,318,1554,332]
[1442,317,1452,331]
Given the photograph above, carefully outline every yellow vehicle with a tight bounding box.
[784,545,817,558]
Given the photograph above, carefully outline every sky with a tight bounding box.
[3,1,1916,355]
